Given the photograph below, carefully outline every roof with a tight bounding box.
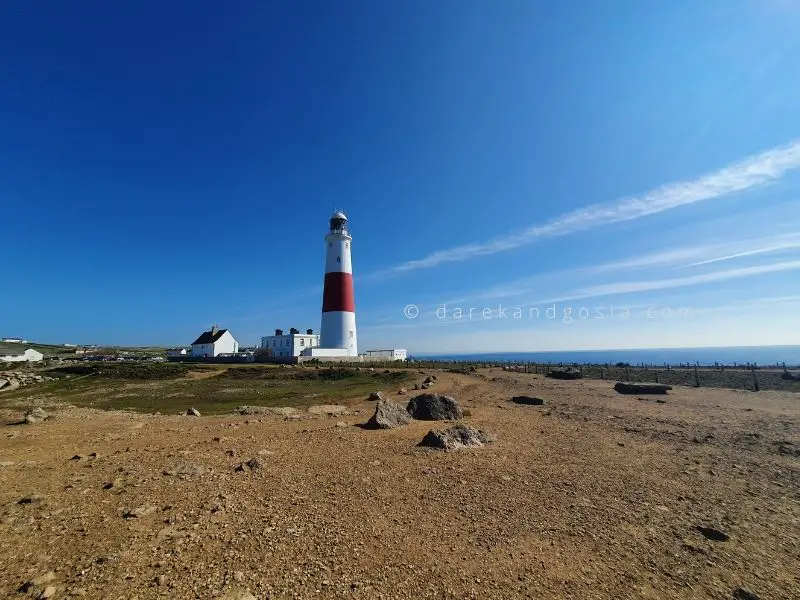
[0,345,37,356]
[191,329,229,345]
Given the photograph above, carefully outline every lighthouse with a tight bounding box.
[319,211,357,356]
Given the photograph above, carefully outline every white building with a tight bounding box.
[260,328,320,358]
[191,325,238,357]
[166,348,188,356]
[364,349,407,361]
[1,337,27,343]
[0,347,44,363]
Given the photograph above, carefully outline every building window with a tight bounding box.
[300,339,305,346]
[272,340,276,347]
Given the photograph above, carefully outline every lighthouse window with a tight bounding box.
[337,256,340,263]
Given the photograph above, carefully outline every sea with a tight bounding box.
[411,345,800,367]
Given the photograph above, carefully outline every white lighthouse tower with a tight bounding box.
[319,211,357,356]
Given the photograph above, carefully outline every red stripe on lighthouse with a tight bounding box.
[322,272,355,313]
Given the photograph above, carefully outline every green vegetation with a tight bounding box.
[0,363,412,415]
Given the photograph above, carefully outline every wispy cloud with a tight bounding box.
[555,260,800,302]
[386,139,800,273]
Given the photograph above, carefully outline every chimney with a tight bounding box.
[289,327,299,335]
[211,324,219,336]
[275,328,283,336]
[306,329,313,335]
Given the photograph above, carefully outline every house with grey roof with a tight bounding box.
[190,325,238,358]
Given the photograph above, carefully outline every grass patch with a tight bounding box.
[2,365,413,416]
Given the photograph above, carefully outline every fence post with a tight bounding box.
[625,365,630,380]
[654,370,659,384]
[600,366,605,380]
[752,368,760,392]
[694,364,700,387]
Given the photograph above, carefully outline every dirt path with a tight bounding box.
[1,370,797,599]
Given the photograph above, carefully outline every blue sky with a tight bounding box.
[3,0,800,352]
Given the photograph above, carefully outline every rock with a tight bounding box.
[123,505,157,519]
[163,463,206,476]
[307,404,348,416]
[219,589,257,600]
[156,574,167,586]
[696,525,730,542]
[368,391,387,401]
[7,378,21,390]
[421,382,431,389]
[233,571,244,583]
[406,393,463,421]
[18,493,44,505]
[39,586,57,599]
[413,384,419,390]
[236,457,265,472]
[335,421,348,428]
[419,424,496,450]
[69,589,87,596]
[776,441,800,457]
[423,376,435,384]
[366,398,413,429]
[732,587,760,600]
[0,378,7,389]
[397,388,408,395]
[510,396,545,406]
[545,368,582,380]
[235,406,298,416]
[614,381,672,395]
[186,407,201,417]
[23,407,49,424]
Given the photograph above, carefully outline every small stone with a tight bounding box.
[163,463,206,476]
[39,586,57,599]
[696,525,730,542]
[123,505,157,519]
[186,407,201,417]
[732,587,760,600]
[69,589,87,596]
[233,571,244,582]
[156,574,167,586]
[23,407,49,424]
[336,421,348,428]
[18,493,44,505]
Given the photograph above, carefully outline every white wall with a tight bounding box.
[261,334,320,357]
[0,349,43,362]
[364,349,407,360]
[215,331,238,355]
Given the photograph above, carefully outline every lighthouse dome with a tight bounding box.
[329,211,348,232]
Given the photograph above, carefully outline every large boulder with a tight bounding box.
[419,424,495,450]
[23,407,49,424]
[0,378,8,390]
[546,368,582,380]
[406,393,463,421]
[614,381,672,395]
[365,398,413,429]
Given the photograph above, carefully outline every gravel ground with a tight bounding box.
[1,370,798,599]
